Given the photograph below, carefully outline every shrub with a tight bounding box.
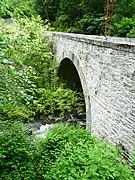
[0,106,35,122]
[36,124,135,180]
[128,27,135,38]
[0,17,55,119]
[111,17,135,37]
[0,122,134,180]
[0,121,36,180]
[32,88,84,119]
[0,0,35,18]
[78,14,104,35]
[0,16,85,122]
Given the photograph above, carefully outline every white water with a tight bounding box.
[33,124,54,138]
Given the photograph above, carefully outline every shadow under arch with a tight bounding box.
[58,58,83,91]
[57,53,91,130]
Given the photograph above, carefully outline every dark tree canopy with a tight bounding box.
[33,0,135,37]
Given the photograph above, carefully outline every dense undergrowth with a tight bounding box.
[0,0,35,18]
[0,16,85,123]
[0,122,135,180]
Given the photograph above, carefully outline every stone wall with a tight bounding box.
[53,32,135,153]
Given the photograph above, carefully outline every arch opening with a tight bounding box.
[58,58,86,127]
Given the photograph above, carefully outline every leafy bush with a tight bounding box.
[0,121,36,180]
[2,16,56,90]
[128,27,135,38]
[29,88,84,120]
[0,17,56,119]
[0,106,35,122]
[0,122,134,179]
[78,14,104,35]
[111,17,135,37]
[36,124,135,180]
[0,18,39,109]
[33,0,59,22]
[115,0,135,19]
[0,16,85,122]
[0,0,35,18]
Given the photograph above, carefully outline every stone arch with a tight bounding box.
[57,50,92,130]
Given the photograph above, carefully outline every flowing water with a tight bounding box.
[25,113,86,138]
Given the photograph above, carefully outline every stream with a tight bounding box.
[25,113,86,138]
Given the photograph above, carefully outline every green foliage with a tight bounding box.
[33,0,135,37]
[2,0,135,37]
[0,106,35,122]
[29,88,84,119]
[0,16,85,122]
[0,0,35,18]
[33,0,59,21]
[0,18,39,108]
[107,0,135,37]
[0,17,52,120]
[78,14,104,35]
[0,122,134,180]
[111,17,135,37]
[127,27,135,38]
[115,0,135,19]
[0,121,36,180]
[34,0,105,35]
[36,124,134,180]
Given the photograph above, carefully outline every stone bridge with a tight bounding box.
[53,32,135,153]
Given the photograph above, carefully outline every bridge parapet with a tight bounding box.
[53,32,135,53]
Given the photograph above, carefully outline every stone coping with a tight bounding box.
[53,32,135,53]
